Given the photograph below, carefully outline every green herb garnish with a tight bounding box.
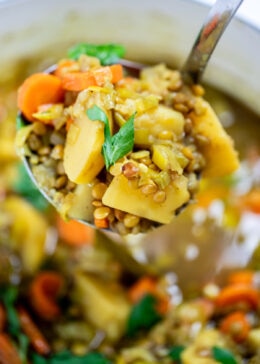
[0,286,20,335]
[16,113,27,129]
[126,294,162,337]
[12,163,49,211]
[32,351,112,364]
[87,105,135,170]
[212,346,237,364]
[168,345,186,363]
[68,43,126,65]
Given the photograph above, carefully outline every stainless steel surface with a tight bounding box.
[182,0,244,83]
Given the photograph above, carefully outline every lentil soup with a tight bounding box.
[0,42,260,363]
[16,46,239,235]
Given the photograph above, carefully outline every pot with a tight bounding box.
[0,0,259,113]
[1,0,260,284]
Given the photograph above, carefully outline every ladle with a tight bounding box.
[18,0,245,279]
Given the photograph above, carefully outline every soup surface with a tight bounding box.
[0,53,260,364]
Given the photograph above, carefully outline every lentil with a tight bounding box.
[92,183,107,200]
[123,214,140,228]
[94,206,111,220]
[51,144,64,160]
[141,183,158,196]
[153,190,166,203]
[122,162,139,179]
[33,121,47,136]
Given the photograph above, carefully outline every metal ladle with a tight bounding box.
[19,0,245,278]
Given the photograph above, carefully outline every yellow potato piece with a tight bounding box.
[134,105,185,146]
[102,174,190,224]
[64,87,114,184]
[64,114,105,184]
[74,272,130,342]
[189,98,239,178]
[2,196,49,273]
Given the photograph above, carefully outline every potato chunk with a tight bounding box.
[64,87,114,184]
[102,174,190,224]
[74,273,130,342]
[134,105,185,146]
[190,98,239,178]
[2,196,49,273]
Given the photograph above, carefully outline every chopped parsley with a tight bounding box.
[126,294,162,337]
[87,105,135,170]
[32,351,111,364]
[67,43,126,65]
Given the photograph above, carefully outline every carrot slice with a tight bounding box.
[220,310,250,342]
[94,217,109,229]
[128,276,170,315]
[56,216,94,246]
[17,73,64,122]
[93,64,123,86]
[128,277,158,303]
[0,333,22,364]
[228,270,255,286]
[30,271,64,321]
[215,284,259,310]
[240,189,260,214]
[60,71,97,91]
[54,59,79,78]
[17,306,51,356]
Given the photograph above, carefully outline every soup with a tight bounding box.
[0,54,260,364]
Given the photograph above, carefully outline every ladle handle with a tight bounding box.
[182,0,244,84]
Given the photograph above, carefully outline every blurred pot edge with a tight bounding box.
[0,0,259,114]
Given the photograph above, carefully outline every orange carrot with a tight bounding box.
[30,271,64,321]
[59,64,123,91]
[220,310,250,343]
[128,277,158,303]
[0,333,22,364]
[17,73,64,121]
[93,64,123,86]
[228,270,255,286]
[17,306,51,355]
[240,189,260,214]
[0,303,6,332]
[56,216,94,246]
[128,276,170,315]
[54,59,79,78]
[60,70,97,91]
[94,217,109,229]
[66,116,74,131]
[215,284,259,311]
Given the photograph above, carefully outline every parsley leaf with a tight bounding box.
[32,351,111,364]
[168,345,186,363]
[212,346,237,364]
[68,43,126,65]
[0,286,20,336]
[87,105,135,170]
[126,294,162,337]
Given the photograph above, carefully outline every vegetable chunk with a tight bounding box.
[190,98,239,177]
[102,174,190,224]
[63,88,114,183]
